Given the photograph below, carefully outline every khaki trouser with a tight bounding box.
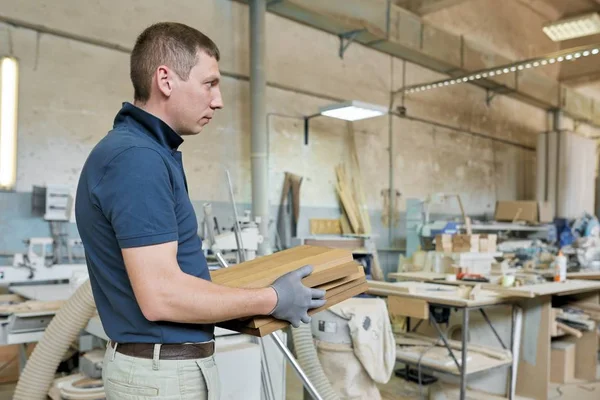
[103,341,221,400]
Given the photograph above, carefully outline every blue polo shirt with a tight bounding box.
[75,102,213,344]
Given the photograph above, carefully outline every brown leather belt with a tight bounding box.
[110,341,214,360]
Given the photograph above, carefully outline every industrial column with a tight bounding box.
[250,0,270,255]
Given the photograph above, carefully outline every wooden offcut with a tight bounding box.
[211,245,367,336]
[248,267,365,329]
[219,281,368,337]
[0,300,65,315]
[309,218,342,235]
[211,245,353,289]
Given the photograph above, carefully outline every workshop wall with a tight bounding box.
[0,0,597,257]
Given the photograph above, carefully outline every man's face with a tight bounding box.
[168,51,224,136]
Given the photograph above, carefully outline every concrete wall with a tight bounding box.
[0,0,597,263]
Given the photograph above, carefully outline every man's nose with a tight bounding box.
[211,88,224,110]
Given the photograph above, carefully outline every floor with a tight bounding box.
[284,359,600,400]
[0,359,597,399]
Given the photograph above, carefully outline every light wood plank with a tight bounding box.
[247,276,366,328]
[309,219,342,235]
[367,281,510,307]
[211,245,354,288]
[503,280,600,298]
[218,282,368,337]
[312,265,364,291]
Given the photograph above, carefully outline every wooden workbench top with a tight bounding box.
[367,281,512,307]
[388,272,600,298]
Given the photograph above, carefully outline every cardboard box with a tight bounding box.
[436,234,495,253]
[550,340,575,384]
[451,234,479,253]
[435,234,452,253]
[0,343,35,383]
[494,201,554,223]
[479,234,497,253]
[387,296,429,320]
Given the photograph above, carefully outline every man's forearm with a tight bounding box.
[146,271,278,324]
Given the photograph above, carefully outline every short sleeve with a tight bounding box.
[92,147,178,248]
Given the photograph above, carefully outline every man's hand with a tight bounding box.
[268,265,327,328]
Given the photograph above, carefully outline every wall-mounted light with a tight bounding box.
[543,12,600,42]
[0,57,18,190]
[303,100,388,144]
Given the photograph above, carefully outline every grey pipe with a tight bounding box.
[250,0,270,256]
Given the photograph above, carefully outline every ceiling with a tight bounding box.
[397,0,600,91]
[522,0,600,19]
[521,0,600,87]
[396,0,599,18]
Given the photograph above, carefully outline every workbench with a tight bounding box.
[384,274,600,400]
[538,269,600,280]
[368,281,521,400]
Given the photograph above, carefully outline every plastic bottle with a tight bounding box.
[554,251,567,282]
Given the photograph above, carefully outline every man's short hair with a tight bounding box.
[130,22,220,103]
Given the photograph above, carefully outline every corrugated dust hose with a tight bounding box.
[14,280,96,400]
[13,281,337,400]
[291,323,339,400]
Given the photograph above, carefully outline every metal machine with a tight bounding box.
[1,184,87,285]
[201,205,263,267]
[2,237,87,285]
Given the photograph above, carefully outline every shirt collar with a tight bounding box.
[114,102,184,150]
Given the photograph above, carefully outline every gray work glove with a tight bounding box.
[269,265,327,328]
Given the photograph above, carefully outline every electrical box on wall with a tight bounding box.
[44,184,74,221]
[32,184,75,222]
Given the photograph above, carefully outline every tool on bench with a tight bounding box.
[456,272,489,282]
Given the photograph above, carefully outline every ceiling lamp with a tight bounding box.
[543,12,600,42]
[318,100,388,122]
[303,100,388,145]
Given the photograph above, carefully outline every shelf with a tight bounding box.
[456,223,552,232]
[396,333,513,376]
[396,347,512,376]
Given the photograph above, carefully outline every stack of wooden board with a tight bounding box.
[435,234,498,253]
[211,245,367,337]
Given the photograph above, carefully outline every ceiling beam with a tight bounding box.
[394,0,472,16]
[561,70,600,87]
[559,33,600,86]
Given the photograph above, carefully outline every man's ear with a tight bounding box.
[156,65,172,98]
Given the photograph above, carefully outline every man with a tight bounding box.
[75,22,325,400]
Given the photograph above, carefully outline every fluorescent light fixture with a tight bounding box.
[0,57,18,190]
[543,12,600,42]
[396,43,600,96]
[318,100,387,122]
